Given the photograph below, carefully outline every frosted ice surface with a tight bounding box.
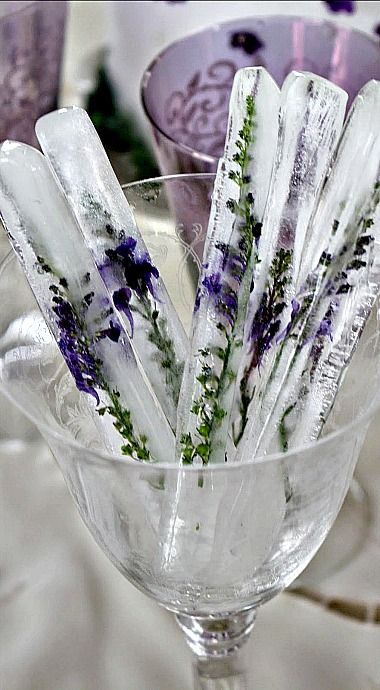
[233,72,348,459]
[36,107,188,432]
[176,67,280,464]
[0,141,175,462]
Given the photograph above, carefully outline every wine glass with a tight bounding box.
[0,174,379,688]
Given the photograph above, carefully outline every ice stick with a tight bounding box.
[175,67,280,464]
[231,71,347,450]
[238,80,380,456]
[0,141,175,462]
[36,107,188,432]
[256,178,380,456]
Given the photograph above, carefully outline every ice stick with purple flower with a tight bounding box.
[0,141,175,462]
[176,67,280,464]
[237,79,380,456]
[35,107,187,432]
[231,72,347,449]
[254,81,380,454]
[256,178,380,455]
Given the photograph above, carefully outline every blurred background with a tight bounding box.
[2,2,380,689]
[62,1,380,180]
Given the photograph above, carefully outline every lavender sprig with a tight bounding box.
[39,257,151,461]
[235,247,292,443]
[260,181,380,454]
[102,236,184,406]
[230,73,347,454]
[35,107,188,434]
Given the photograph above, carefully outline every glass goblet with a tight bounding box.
[141,15,380,177]
[0,174,379,688]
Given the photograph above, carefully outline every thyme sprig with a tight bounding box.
[181,94,260,464]
[132,294,184,405]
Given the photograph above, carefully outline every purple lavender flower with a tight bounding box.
[219,289,239,326]
[249,297,282,366]
[195,271,222,312]
[99,320,121,343]
[52,295,101,404]
[316,317,333,339]
[276,299,301,344]
[202,272,223,296]
[247,248,292,367]
[105,238,159,300]
[230,31,264,55]
[323,0,355,13]
[113,287,134,335]
[215,242,229,270]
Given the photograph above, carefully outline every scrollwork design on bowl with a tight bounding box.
[164,60,239,157]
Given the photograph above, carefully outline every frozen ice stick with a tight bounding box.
[256,179,380,455]
[156,462,286,584]
[231,71,347,450]
[238,80,380,456]
[35,107,187,432]
[176,67,280,464]
[0,141,175,462]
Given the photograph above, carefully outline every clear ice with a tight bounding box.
[253,80,380,455]
[35,107,188,432]
[231,72,348,458]
[176,67,280,464]
[0,141,175,462]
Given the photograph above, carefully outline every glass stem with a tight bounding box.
[176,608,257,658]
[193,655,249,690]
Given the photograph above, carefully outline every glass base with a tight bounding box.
[176,609,256,658]
[293,477,370,588]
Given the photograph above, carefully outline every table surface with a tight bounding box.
[2,2,380,688]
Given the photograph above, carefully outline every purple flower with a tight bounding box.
[99,320,121,343]
[202,272,222,296]
[194,272,222,312]
[316,318,333,339]
[215,242,230,271]
[219,290,238,326]
[113,286,134,335]
[230,31,264,55]
[105,237,159,300]
[194,288,202,312]
[323,0,355,13]
[52,296,101,404]
[276,299,301,344]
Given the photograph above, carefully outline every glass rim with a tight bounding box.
[140,13,380,161]
[1,170,380,472]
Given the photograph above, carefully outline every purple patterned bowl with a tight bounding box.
[141,15,380,175]
[0,1,66,146]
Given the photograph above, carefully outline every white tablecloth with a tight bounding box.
[1,428,380,690]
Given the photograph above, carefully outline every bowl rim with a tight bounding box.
[140,13,380,163]
[1,171,380,472]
